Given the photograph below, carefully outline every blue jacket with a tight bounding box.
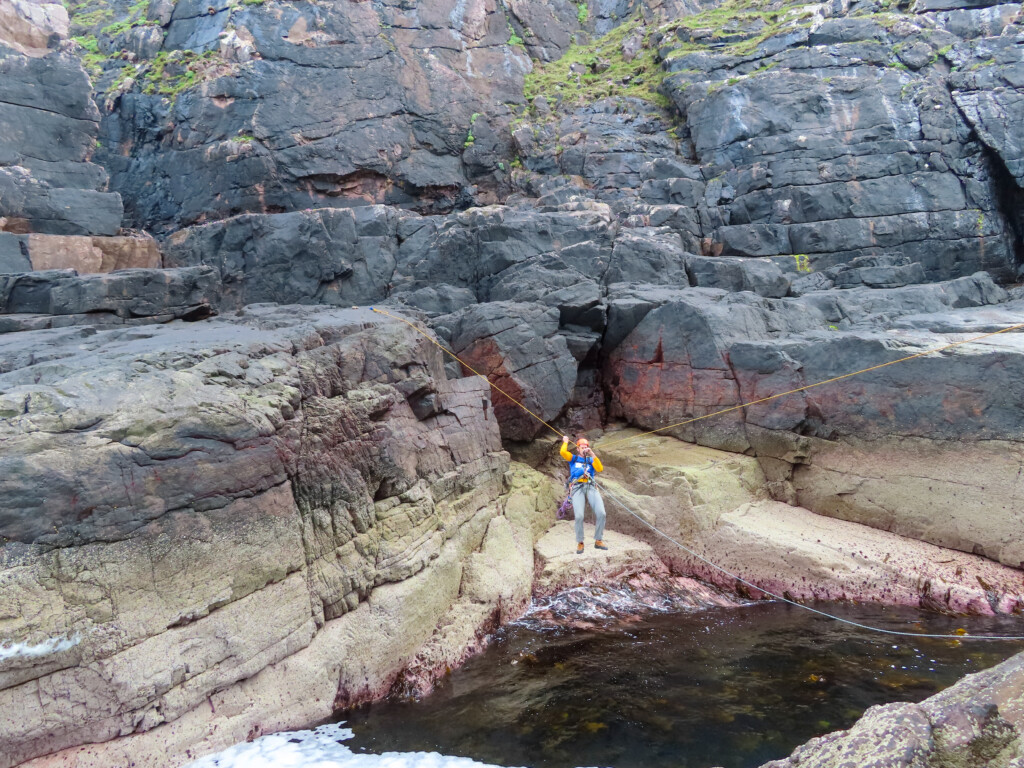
[560,444,603,483]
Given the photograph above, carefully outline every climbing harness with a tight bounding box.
[368,307,1024,641]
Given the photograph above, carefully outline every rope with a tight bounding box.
[367,304,1024,641]
[370,306,569,443]
[599,485,1024,642]
[597,321,1024,450]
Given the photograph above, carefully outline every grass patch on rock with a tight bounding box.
[138,50,224,97]
[524,14,672,110]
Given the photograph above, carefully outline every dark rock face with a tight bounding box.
[434,301,577,441]
[96,0,533,233]
[3,0,1024,764]
[162,207,403,309]
[605,274,1019,451]
[22,0,1018,455]
[0,266,219,323]
[0,12,123,236]
[657,6,1020,282]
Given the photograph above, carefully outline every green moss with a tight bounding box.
[234,133,256,143]
[659,0,895,62]
[100,18,134,36]
[71,6,114,26]
[73,34,100,52]
[509,31,524,46]
[137,50,222,100]
[524,14,672,110]
[108,64,135,92]
[464,112,481,148]
[577,2,589,24]
[97,0,157,38]
[81,52,108,78]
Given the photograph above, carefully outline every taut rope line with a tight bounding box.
[599,484,1024,642]
[597,320,1024,450]
[371,306,568,442]
[370,305,1024,640]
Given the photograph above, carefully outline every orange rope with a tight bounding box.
[598,321,1024,450]
[370,307,570,443]
[371,306,1024,452]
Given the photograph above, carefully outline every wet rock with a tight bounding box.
[763,650,1024,768]
[660,13,1020,282]
[684,254,790,298]
[164,207,402,309]
[516,100,679,197]
[98,0,529,233]
[593,429,1024,614]
[951,36,1024,186]
[0,4,123,236]
[393,205,616,302]
[606,228,691,285]
[0,305,522,766]
[0,232,29,273]
[533,523,672,596]
[605,275,1017,454]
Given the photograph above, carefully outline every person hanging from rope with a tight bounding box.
[560,435,607,555]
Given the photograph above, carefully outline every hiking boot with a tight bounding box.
[576,542,584,555]
[594,540,608,550]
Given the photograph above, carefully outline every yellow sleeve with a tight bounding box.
[592,457,603,472]
[560,443,573,461]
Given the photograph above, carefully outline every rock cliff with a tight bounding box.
[2,0,1024,764]
[0,306,552,767]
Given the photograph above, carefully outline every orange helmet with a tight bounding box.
[576,438,590,449]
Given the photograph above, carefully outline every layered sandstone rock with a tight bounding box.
[587,429,1024,615]
[0,306,553,768]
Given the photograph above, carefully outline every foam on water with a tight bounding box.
[0,635,79,662]
[186,723,521,768]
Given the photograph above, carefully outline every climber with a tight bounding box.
[560,435,607,555]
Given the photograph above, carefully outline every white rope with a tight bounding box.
[598,485,1024,642]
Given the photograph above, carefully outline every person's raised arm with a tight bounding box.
[560,435,573,461]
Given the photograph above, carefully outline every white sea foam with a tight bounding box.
[0,634,79,662]
[186,723,519,768]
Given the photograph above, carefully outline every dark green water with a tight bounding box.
[344,596,1024,768]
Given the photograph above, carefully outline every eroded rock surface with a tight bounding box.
[0,306,544,767]
[3,0,1024,765]
[762,650,1024,768]
[0,0,122,236]
[588,429,1024,614]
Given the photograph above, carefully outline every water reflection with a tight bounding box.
[345,595,1023,768]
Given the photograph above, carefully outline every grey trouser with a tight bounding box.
[571,482,606,543]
